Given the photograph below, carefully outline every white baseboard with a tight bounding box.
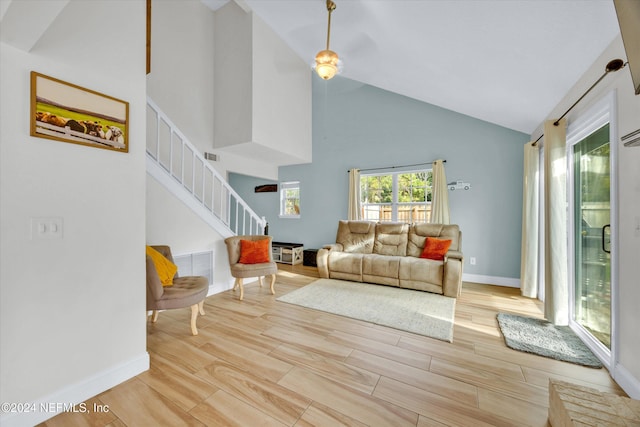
[462,273,521,288]
[0,352,149,427]
[614,362,640,399]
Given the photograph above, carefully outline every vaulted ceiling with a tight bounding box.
[205,0,621,134]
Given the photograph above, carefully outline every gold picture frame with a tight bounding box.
[30,71,129,153]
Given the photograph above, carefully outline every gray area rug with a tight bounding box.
[497,313,602,368]
[277,278,456,342]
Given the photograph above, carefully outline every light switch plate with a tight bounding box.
[31,217,63,240]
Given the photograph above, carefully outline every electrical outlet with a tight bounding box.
[470,257,476,265]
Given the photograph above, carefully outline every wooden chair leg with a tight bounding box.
[198,299,205,315]
[233,278,239,291]
[151,310,159,323]
[237,278,244,300]
[190,304,199,335]
[269,273,276,295]
[258,276,264,287]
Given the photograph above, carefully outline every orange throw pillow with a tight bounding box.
[238,239,270,264]
[420,237,452,261]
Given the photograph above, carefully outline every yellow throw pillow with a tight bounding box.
[146,246,178,286]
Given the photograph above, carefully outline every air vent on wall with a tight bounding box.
[173,251,213,285]
[204,152,219,161]
[622,129,640,147]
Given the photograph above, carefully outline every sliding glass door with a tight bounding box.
[567,92,617,367]
[572,123,611,349]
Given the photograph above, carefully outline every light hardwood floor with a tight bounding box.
[40,265,624,427]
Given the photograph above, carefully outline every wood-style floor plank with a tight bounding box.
[345,349,478,406]
[475,342,621,390]
[278,367,419,427]
[263,325,354,361]
[197,336,294,384]
[189,389,288,427]
[137,352,220,412]
[146,330,220,374]
[328,329,433,370]
[429,357,549,407]
[97,378,205,426]
[521,364,624,393]
[39,265,625,427]
[293,402,368,427]
[398,334,527,381]
[373,376,523,427]
[195,360,310,425]
[477,388,549,427]
[270,343,380,394]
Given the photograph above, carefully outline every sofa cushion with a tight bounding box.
[363,274,400,287]
[420,237,452,260]
[363,254,401,286]
[336,220,375,254]
[407,224,460,257]
[399,278,444,295]
[328,252,363,275]
[399,257,444,288]
[373,222,408,256]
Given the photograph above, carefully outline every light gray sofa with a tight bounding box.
[317,221,463,297]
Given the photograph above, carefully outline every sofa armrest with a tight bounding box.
[317,243,344,278]
[443,253,464,297]
[317,248,330,278]
[323,243,344,251]
[445,250,463,261]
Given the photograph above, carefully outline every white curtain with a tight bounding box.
[520,141,540,298]
[543,118,568,325]
[430,160,450,224]
[347,168,361,220]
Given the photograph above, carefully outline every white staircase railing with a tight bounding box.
[146,97,266,237]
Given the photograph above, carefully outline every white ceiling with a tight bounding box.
[206,0,621,134]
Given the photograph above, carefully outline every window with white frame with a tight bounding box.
[279,181,300,218]
[360,170,432,223]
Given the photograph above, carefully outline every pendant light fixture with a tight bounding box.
[315,0,340,80]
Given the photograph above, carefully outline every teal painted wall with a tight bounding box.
[230,75,528,279]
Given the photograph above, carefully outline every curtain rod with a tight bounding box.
[531,59,626,147]
[348,160,446,173]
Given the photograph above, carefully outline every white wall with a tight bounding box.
[251,12,312,165]
[213,0,253,150]
[213,1,312,177]
[532,35,640,398]
[146,176,234,294]
[146,0,240,293]
[0,1,148,425]
[145,0,281,278]
[146,0,277,181]
[146,0,215,158]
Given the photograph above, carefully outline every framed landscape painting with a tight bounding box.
[30,71,129,153]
